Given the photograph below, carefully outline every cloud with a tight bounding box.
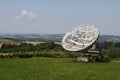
[15,9,37,20]
[29,12,37,19]
[15,16,21,20]
[21,9,37,19]
[22,9,28,16]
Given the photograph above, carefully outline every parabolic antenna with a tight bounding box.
[62,24,99,51]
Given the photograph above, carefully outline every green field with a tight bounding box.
[0,58,120,80]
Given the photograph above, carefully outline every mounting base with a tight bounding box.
[76,44,102,62]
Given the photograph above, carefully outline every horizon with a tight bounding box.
[0,32,120,36]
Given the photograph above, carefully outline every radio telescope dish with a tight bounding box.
[62,24,99,51]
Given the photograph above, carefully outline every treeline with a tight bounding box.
[0,42,64,52]
[0,42,76,58]
[0,41,120,59]
[96,41,120,60]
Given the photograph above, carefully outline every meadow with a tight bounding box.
[0,58,120,80]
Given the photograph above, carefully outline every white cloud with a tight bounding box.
[21,9,37,19]
[22,9,28,16]
[15,16,21,20]
[15,9,37,20]
[29,12,37,19]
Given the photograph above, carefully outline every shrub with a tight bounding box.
[17,53,33,58]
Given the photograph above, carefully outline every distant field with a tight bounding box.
[0,38,61,46]
[0,38,21,45]
[24,41,45,45]
[25,41,61,45]
[0,58,120,80]
[0,39,11,42]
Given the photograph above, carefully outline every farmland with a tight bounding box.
[0,58,120,80]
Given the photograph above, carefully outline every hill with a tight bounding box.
[0,34,120,42]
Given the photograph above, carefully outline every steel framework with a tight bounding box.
[62,24,99,51]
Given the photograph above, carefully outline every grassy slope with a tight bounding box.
[0,58,120,80]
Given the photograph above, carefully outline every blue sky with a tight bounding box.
[0,0,120,35]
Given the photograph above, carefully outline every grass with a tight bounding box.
[0,58,120,80]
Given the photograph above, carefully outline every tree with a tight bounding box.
[114,42,120,48]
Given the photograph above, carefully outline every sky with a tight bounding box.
[0,0,120,35]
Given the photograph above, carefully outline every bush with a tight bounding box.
[18,53,33,58]
[103,47,120,59]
